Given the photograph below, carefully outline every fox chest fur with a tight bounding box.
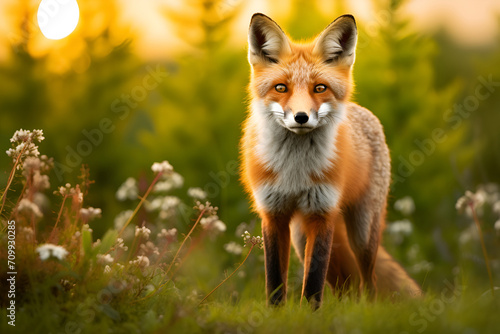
[249,101,343,215]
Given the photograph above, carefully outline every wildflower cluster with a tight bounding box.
[116,177,138,201]
[135,226,152,239]
[242,231,264,249]
[194,200,218,217]
[455,184,499,296]
[456,184,500,222]
[187,187,206,200]
[385,196,432,274]
[36,244,69,261]
[200,215,226,233]
[224,241,243,255]
[6,129,45,167]
[153,172,183,192]
[394,196,415,216]
[80,207,102,221]
[1,130,253,314]
[17,198,43,218]
[151,160,174,174]
[54,183,84,203]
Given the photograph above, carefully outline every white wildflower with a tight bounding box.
[93,239,101,249]
[17,198,43,218]
[77,192,83,203]
[213,220,226,232]
[394,196,415,216]
[10,129,44,143]
[6,129,45,166]
[455,189,490,217]
[187,187,206,200]
[493,201,500,216]
[157,228,177,240]
[58,186,67,196]
[495,220,500,234]
[409,260,434,274]
[82,224,93,233]
[135,226,151,239]
[194,201,218,216]
[23,156,41,171]
[80,207,102,221]
[32,171,50,190]
[235,222,249,238]
[151,161,173,174]
[456,191,475,212]
[477,183,500,204]
[114,210,133,230]
[387,220,413,235]
[153,173,184,193]
[36,244,68,261]
[200,215,226,233]
[116,177,138,201]
[224,241,243,255]
[33,193,48,213]
[242,231,264,249]
[147,196,180,211]
[114,238,129,252]
[130,255,150,268]
[97,253,114,265]
[139,241,160,257]
[386,220,413,244]
[104,265,112,274]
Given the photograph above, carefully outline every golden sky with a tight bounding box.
[0,0,499,62]
[118,0,500,59]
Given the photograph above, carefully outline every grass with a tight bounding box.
[1,129,500,334]
[3,280,500,334]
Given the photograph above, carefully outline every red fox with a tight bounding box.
[240,13,422,309]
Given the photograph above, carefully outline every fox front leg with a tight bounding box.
[301,212,337,310]
[261,213,291,306]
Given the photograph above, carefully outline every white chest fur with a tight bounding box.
[252,101,344,214]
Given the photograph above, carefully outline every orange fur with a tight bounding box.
[241,13,422,308]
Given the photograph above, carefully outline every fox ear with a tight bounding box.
[313,15,357,67]
[248,13,291,66]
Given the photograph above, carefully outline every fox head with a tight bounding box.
[248,13,357,134]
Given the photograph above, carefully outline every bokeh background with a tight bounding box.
[1,0,500,291]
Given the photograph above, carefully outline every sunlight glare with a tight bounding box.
[37,0,80,40]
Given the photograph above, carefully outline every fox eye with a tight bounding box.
[275,84,288,93]
[314,84,327,93]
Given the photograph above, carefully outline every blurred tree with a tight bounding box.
[0,0,141,234]
[129,0,251,230]
[353,0,465,286]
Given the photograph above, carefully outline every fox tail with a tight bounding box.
[375,246,423,298]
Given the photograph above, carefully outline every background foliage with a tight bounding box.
[1,0,500,332]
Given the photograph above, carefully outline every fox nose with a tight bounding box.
[294,112,309,124]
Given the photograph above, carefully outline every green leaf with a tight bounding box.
[82,227,93,258]
[99,229,118,254]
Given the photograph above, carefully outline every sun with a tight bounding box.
[37,0,79,40]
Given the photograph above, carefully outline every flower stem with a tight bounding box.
[0,144,28,219]
[199,244,255,306]
[49,195,68,243]
[117,171,162,237]
[470,203,495,297]
[130,209,206,305]
[164,209,206,278]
